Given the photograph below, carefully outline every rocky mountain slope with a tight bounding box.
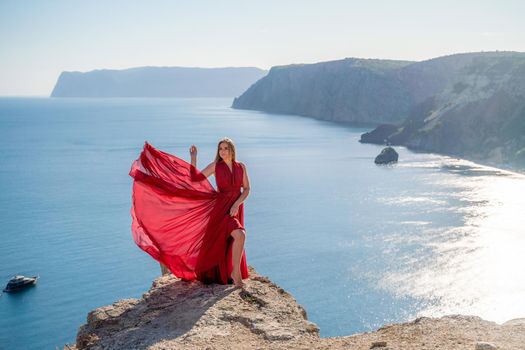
[233,52,525,170]
[360,52,525,168]
[66,267,525,350]
[233,58,416,124]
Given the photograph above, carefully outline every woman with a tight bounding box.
[129,138,250,287]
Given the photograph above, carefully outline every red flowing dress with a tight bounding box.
[129,142,249,284]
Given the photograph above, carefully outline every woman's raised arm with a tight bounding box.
[189,145,215,180]
[200,162,216,178]
[189,145,197,167]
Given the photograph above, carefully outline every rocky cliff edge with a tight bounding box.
[67,267,525,350]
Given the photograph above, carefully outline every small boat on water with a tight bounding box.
[3,275,39,293]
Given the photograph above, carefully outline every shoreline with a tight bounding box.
[234,107,525,177]
[387,142,525,177]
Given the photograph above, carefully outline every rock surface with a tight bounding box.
[67,267,525,349]
[475,342,499,350]
[360,124,401,144]
[374,147,399,164]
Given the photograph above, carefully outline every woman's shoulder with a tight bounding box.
[237,161,247,170]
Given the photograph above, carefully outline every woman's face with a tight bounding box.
[219,142,231,160]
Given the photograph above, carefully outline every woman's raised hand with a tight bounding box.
[189,145,197,159]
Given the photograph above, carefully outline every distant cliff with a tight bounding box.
[66,267,525,349]
[51,67,267,97]
[233,52,525,170]
[233,58,416,124]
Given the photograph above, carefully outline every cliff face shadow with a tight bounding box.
[77,277,236,349]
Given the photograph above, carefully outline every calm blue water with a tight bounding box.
[1,97,524,349]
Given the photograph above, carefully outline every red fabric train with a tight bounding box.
[129,142,249,284]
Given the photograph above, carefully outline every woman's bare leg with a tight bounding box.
[160,263,170,276]
[230,229,246,287]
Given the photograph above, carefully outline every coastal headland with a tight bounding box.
[67,267,525,350]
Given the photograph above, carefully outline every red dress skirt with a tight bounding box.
[129,142,249,284]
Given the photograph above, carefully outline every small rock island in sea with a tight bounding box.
[66,267,525,349]
[374,147,399,165]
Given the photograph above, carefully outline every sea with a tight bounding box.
[1,97,524,349]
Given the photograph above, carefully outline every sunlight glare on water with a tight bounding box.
[379,158,525,323]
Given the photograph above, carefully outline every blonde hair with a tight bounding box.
[214,137,236,162]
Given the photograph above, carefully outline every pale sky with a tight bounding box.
[1,0,524,96]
